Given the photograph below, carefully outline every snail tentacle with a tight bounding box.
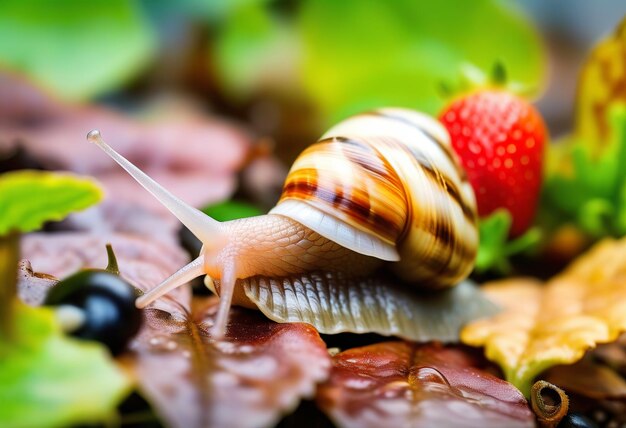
[211,259,237,339]
[135,255,206,309]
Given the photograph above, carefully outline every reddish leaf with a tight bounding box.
[20,232,191,312]
[0,71,249,218]
[130,297,331,428]
[317,342,534,428]
[67,202,182,246]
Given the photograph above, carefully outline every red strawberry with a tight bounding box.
[439,89,547,237]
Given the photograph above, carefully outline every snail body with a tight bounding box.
[88,108,479,339]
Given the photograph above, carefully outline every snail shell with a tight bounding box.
[271,108,478,288]
[88,108,487,341]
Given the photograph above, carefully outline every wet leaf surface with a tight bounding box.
[462,237,626,395]
[130,297,331,428]
[317,342,534,428]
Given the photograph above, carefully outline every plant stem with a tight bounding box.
[105,243,120,275]
[0,231,20,341]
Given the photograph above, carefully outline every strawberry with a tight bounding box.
[439,89,547,237]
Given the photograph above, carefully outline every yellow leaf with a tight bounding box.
[575,17,626,151]
[461,238,626,396]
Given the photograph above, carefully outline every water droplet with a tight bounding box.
[213,340,236,354]
[238,345,254,354]
[149,336,163,346]
[346,377,374,390]
[148,335,177,353]
[410,366,451,388]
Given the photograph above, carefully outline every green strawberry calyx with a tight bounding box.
[476,209,543,275]
[439,61,534,100]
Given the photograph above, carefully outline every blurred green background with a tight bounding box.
[2,0,622,162]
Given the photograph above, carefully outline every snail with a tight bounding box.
[88,108,485,341]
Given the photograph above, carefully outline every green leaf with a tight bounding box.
[577,199,614,237]
[476,210,542,274]
[202,200,263,221]
[213,0,545,124]
[616,181,626,234]
[0,0,155,100]
[0,171,103,235]
[609,104,626,198]
[542,104,626,238]
[214,2,298,99]
[149,0,272,23]
[299,0,545,123]
[0,302,131,427]
[476,210,512,273]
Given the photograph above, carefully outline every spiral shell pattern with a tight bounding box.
[270,108,478,288]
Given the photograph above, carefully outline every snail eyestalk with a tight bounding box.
[86,130,225,247]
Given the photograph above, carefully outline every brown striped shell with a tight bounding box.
[270,108,478,289]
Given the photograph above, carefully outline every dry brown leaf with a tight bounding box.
[130,297,330,428]
[544,358,626,400]
[594,334,626,377]
[462,238,626,395]
[317,342,534,428]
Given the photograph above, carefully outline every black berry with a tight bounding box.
[557,413,599,428]
[45,270,142,355]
